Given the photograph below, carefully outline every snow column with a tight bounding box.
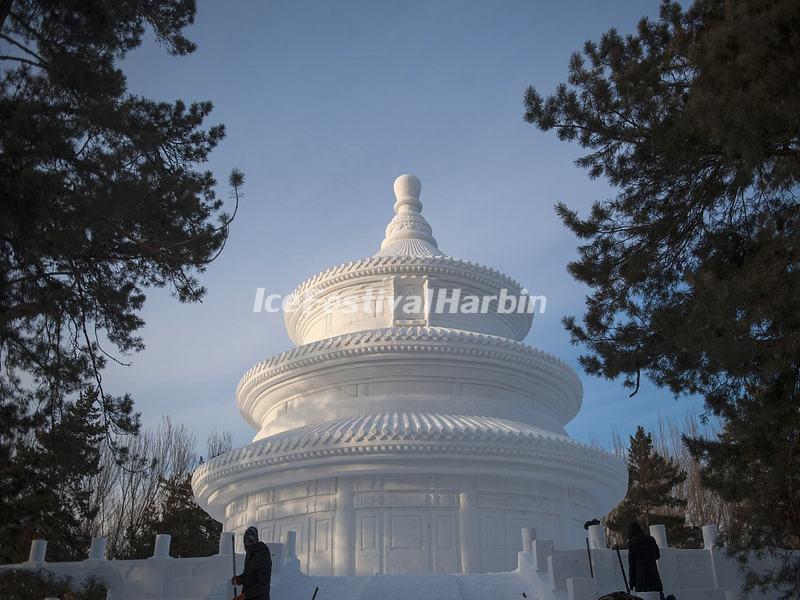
[335,476,355,575]
[458,479,480,574]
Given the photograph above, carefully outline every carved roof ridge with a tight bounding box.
[236,326,580,399]
[287,255,525,302]
[192,412,627,489]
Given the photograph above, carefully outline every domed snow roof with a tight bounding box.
[264,412,571,447]
[283,175,534,344]
[192,412,628,514]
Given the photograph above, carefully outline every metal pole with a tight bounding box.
[231,534,238,598]
[582,518,600,579]
[614,545,630,594]
[585,537,594,577]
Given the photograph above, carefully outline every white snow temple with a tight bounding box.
[2,176,782,599]
[191,174,628,577]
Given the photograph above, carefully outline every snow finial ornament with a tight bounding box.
[375,174,443,257]
[393,174,423,213]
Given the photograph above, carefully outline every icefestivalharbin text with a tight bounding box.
[253,286,548,314]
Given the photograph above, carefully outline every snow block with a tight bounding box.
[567,576,596,600]
[532,539,554,572]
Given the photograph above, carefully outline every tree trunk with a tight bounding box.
[0,0,14,32]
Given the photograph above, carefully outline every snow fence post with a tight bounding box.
[88,536,107,560]
[27,539,47,565]
[521,527,536,554]
[702,524,720,549]
[649,524,668,549]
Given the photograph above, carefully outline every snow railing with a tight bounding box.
[0,530,300,600]
[515,523,780,600]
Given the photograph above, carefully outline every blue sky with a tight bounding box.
[103,0,705,455]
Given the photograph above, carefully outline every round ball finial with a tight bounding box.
[393,174,422,213]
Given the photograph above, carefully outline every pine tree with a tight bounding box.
[684,378,800,594]
[126,473,221,559]
[607,427,699,548]
[0,393,105,562]
[524,0,799,593]
[0,570,106,600]
[0,0,242,473]
[0,0,241,565]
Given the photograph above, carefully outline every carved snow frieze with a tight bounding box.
[510,494,562,514]
[253,495,336,521]
[476,493,513,509]
[355,475,387,492]
[283,255,535,343]
[258,490,275,505]
[225,496,247,518]
[229,512,248,529]
[256,505,274,521]
[353,491,458,508]
[385,214,432,235]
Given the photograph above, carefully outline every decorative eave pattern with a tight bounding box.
[374,238,443,257]
[192,412,627,500]
[236,327,583,421]
[286,255,526,311]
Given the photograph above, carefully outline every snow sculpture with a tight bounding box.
[192,175,628,575]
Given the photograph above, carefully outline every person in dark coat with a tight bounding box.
[627,521,664,599]
[231,526,272,600]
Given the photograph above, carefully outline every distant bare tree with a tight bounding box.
[601,411,733,546]
[206,430,233,460]
[80,416,232,558]
[81,441,121,541]
[652,413,732,533]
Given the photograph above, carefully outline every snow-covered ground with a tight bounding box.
[273,570,531,600]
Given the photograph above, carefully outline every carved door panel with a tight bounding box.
[308,515,333,575]
[383,511,430,574]
[431,510,459,574]
[278,518,308,573]
[480,512,508,573]
[355,511,381,576]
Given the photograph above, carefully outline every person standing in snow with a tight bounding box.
[627,521,665,600]
[231,526,272,600]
